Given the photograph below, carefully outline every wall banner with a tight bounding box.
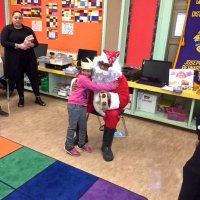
[174,0,200,86]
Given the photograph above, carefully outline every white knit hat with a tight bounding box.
[81,58,93,70]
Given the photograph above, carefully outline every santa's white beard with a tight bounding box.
[91,66,121,116]
[92,66,122,84]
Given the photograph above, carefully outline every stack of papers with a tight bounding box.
[50,57,73,66]
[161,85,173,92]
[63,66,79,74]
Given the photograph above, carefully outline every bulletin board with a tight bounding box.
[9,0,103,55]
[173,0,200,88]
[125,0,159,68]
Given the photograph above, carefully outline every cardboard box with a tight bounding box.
[137,92,160,113]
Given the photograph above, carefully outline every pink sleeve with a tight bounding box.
[79,76,115,91]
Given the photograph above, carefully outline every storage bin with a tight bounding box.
[166,107,187,122]
[158,99,173,113]
[40,77,49,92]
[137,92,160,113]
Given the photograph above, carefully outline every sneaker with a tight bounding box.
[65,147,80,156]
[78,144,92,153]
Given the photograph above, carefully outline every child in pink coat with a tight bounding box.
[64,60,117,156]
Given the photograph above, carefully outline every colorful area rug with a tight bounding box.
[0,136,147,200]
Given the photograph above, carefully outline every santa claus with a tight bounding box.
[91,50,122,116]
[87,50,130,161]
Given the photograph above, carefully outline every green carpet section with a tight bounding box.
[0,147,56,189]
[0,182,14,199]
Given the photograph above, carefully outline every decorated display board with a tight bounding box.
[9,0,103,54]
[174,0,200,88]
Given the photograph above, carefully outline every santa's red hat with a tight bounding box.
[93,49,121,72]
[103,50,120,67]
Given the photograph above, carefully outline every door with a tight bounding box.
[165,0,188,65]
[104,0,122,51]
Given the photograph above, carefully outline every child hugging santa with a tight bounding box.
[73,50,129,161]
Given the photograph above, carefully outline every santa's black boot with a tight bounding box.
[73,125,88,145]
[101,126,115,161]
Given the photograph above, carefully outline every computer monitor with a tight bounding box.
[77,49,97,61]
[139,59,172,86]
[34,43,48,58]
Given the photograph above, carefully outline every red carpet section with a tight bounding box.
[0,136,147,200]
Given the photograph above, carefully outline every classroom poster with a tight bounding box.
[174,0,200,87]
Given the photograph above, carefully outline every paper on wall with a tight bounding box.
[32,20,42,32]
[62,23,74,35]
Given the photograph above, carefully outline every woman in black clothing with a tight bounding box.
[1,10,45,107]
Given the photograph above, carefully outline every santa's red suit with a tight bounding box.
[88,74,129,128]
[87,50,129,161]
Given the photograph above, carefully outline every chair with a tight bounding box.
[87,110,128,138]
[34,43,48,58]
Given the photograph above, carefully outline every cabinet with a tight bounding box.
[24,66,76,99]
[125,81,200,130]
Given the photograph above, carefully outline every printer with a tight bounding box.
[45,53,73,70]
[122,66,142,81]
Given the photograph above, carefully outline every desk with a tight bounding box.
[126,81,200,130]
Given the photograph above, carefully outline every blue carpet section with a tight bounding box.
[5,161,98,200]
[3,189,31,200]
